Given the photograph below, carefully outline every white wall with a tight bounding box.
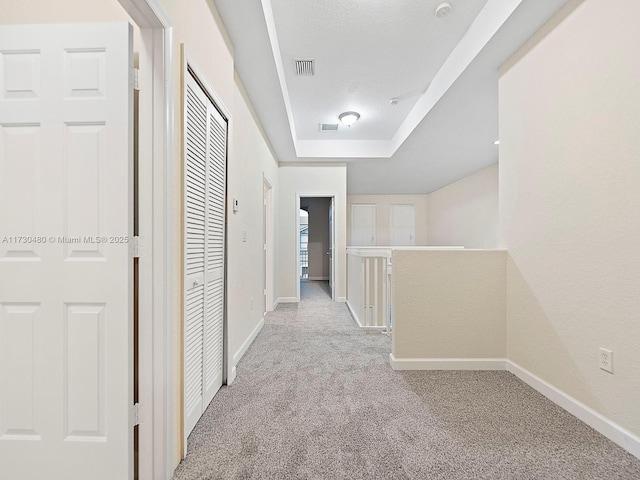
[278,164,347,302]
[427,163,498,248]
[500,0,640,438]
[347,194,429,246]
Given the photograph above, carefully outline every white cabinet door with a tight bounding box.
[184,71,225,440]
[390,204,415,246]
[350,204,377,246]
[0,23,134,480]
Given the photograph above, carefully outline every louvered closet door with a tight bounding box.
[184,73,206,437]
[203,97,226,407]
[184,71,226,438]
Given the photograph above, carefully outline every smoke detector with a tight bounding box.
[390,97,400,106]
[435,2,452,18]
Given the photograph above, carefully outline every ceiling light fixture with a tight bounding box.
[435,2,452,18]
[493,140,500,145]
[339,111,360,127]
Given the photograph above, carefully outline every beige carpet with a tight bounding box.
[173,280,640,479]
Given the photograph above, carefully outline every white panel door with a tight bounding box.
[184,71,225,439]
[0,23,133,480]
[350,204,377,246]
[390,204,415,246]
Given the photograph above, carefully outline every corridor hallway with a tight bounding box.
[173,281,640,479]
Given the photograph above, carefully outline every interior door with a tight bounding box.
[0,22,134,479]
[390,204,415,246]
[350,204,376,246]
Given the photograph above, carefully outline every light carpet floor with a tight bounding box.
[173,280,640,479]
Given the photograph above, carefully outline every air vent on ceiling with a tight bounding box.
[295,59,315,76]
[320,123,339,132]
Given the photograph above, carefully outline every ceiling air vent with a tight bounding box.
[295,59,315,76]
[320,123,339,132]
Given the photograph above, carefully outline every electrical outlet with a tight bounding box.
[599,348,613,373]
[242,230,247,242]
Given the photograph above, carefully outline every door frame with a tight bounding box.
[263,176,273,315]
[116,1,175,479]
[296,194,336,302]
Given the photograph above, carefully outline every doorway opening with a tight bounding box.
[298,196,335,301]
[299,208,309,279]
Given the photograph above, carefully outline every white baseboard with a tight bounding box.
[506,360,640,459]
[227,366,237,386]
[345,300,363,327]
[336,296,346,303]
[389,354,506,371]
[230,318,264,378]
[385,355,640,459]
[275,297,297,308]
[308,276,329,281]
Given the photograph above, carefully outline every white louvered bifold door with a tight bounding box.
[184,71,226,439]
[203,100,226,407]
[184,73,206,437]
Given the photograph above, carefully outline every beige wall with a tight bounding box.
[347,195,429,246]
[301,197,331,280]
[392,250,506,359]
[278,165,347,301]
[0,0,131,23]
[427,163,498,248]
[227,74,279,372]
[500,0,640,438]
[348,169,498,249]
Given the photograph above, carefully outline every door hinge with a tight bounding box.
[134,68,140,91]
[130,403,141,427]
[131,236,142,258]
